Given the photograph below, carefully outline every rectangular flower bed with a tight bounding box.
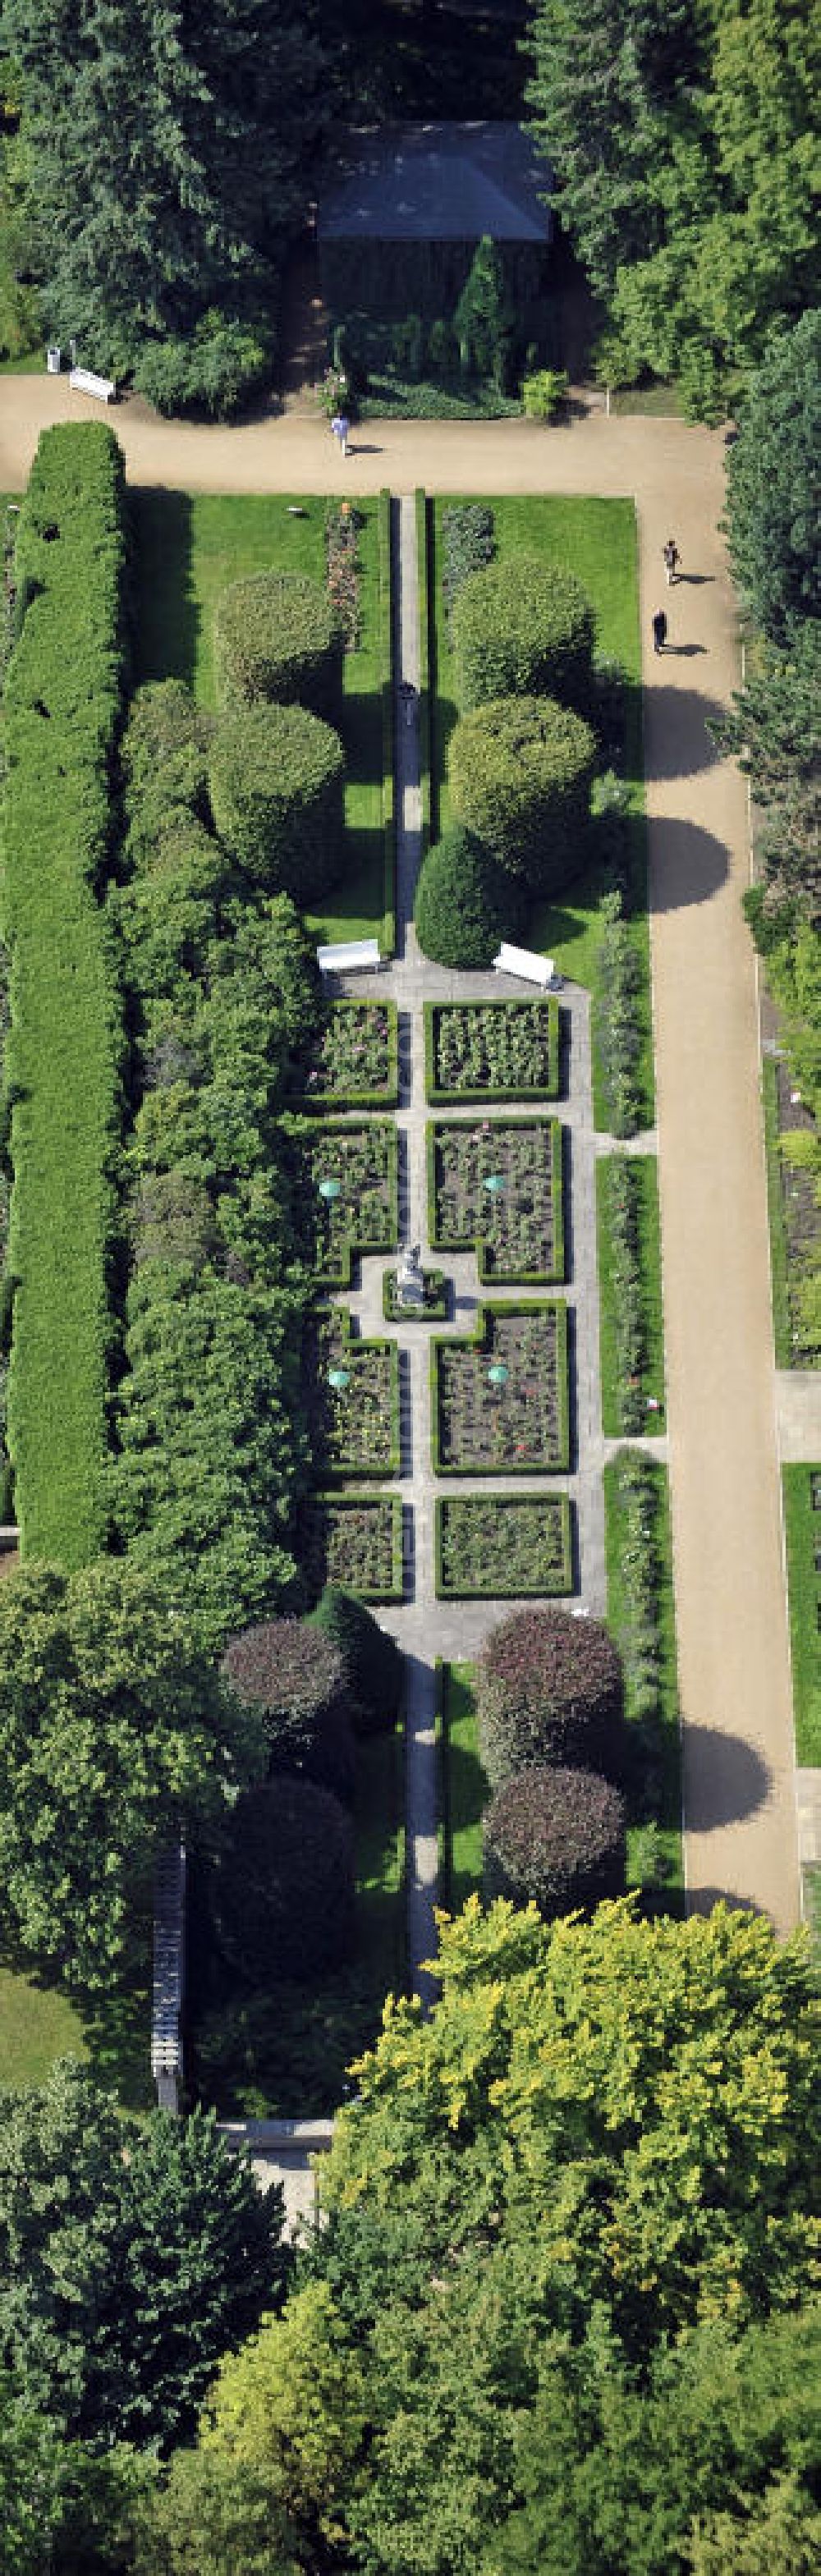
[302,999,398,1111]
[319,1312,400,1478]
[428,1119,564,1284]
[310,1121,399,1286]
[432,1302,570,1473]
[312,1492,404,1602]
[436,1496,574,1597]
[425,999,560,1102]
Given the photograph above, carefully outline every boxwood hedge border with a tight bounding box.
[426,1118,566,1286]
[301,997,399,1113]
[429,1298,571,1475]
[321,1305,401,1482]
[434,1494,575,1598]
[424,998,561,1104]
[314,1490,405,1604]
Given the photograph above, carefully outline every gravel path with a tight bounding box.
[0,378,802,1933]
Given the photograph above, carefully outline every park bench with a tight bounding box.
[69,365,116,403]
[492,941,559,990]
[317,937,381,973]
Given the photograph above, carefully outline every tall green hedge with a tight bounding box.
[214,571,343,717]
[448,694,596,891]
[2,423,127,1565]
[209,702,346,901]
[451,554,594,714]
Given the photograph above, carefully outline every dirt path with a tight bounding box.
[0,378,800,1932]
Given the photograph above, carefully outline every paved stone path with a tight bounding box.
[0,380,804,1932]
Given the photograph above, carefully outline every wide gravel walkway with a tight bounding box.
[0,380,801,1933]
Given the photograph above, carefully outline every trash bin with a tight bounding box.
[46,346,61,374]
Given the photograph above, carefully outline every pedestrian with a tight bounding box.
[331,412,349,459]
[663,537,680,584]
[653,609,667,653]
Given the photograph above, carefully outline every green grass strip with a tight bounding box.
[603,1453,683,1911]
[441,1662,486,1913]
[782,1465,821,1766]
[762,1058,793,1368]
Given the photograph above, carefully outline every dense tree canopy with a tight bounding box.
[0,1561,262,1991]
[723,311,821,640]
[0,2060,285,2451]
[711,619,820,918]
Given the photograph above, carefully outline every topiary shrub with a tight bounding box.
[309,1585,402,1736]
[477,1607,625,1790]
[122,681,212,796]
[214,572,344,717]
[221,1618,355,1805]
[483,1764,626,1917]
[211,1776,355,1983]
[209,703,345,901]
[414,824,525,968]
[452,555,594,715]
[448,694,596,892]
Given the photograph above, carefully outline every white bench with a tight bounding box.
[317,938,381,974]
[69,366,116,404]
[492,941,559,990]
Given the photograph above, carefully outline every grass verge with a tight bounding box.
[603,1453,683,1912]
[130,489,388,949]
[429,493,651,1125]
[782,1465,821,1766]
[441,1662,486,1913]
[596,1154,666,1434]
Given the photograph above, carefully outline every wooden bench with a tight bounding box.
[317,937,381,974]
[69,366,116,404]
[492,941,558,990]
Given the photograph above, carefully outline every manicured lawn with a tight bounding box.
[131,489,388,947]
[441,1663,487,1912]
[428,494,652,1125]
[782,1465,821,1766]
[0,1955,154,2112]
[596,1154,666,1434]
[603,1454,683,1910]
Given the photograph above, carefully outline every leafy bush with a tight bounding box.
[448,694,596,891]
[483,1764,626,1915]
[521,368,570,419]
[221,1618,355,1805]
[441,504,496,630]
[414,824,525,968]
[451,557,594,715]
[309,1586,403,1736]
[209,703,345,901]
[478,1607,625,1789]
[600,1158,645,1432]
[122,680,213,799]
[211,1776,355,1983]
[214,572,343,717]
[2,422,127,1565]
[135,312,271,421]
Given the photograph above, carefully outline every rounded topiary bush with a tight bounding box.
[478,1607,624,1790]
[212,1777,355,1983]
[214,572,344,718]
[452,555,595,717]
[483,1765,626,1918]
[209,703,345,901]
[309,1586,402,1737]
[448,695,596,892]
[222,1618,356,1806]
[414,823,525,968]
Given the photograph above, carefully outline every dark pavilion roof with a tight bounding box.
[318,122,553,245]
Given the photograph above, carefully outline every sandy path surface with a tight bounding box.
[0,378,800,1931]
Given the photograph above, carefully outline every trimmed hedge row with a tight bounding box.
[378,488,397,951]
[415,488,431,858]
[2,423,127,1564]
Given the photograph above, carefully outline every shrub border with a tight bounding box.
[426,1117,565,1286]
[762,1057,793,1368]
[430,1299,571,1475]
[424,998,561,1105]
[434,1494,574,1598]
[415,487,431,858]
[595,1153,666,1436]
[782,1463,821,1767]
[378,488,396,955]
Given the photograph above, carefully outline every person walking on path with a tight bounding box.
[330,412,350,458]
[663,537,680,584]
[653,608,668,653]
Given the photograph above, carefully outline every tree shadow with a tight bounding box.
[642,687,727,781]
[649,818,729,908]
[130,489,199,690]
[683,1724,771,1830]
[685,1886,768,1918]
